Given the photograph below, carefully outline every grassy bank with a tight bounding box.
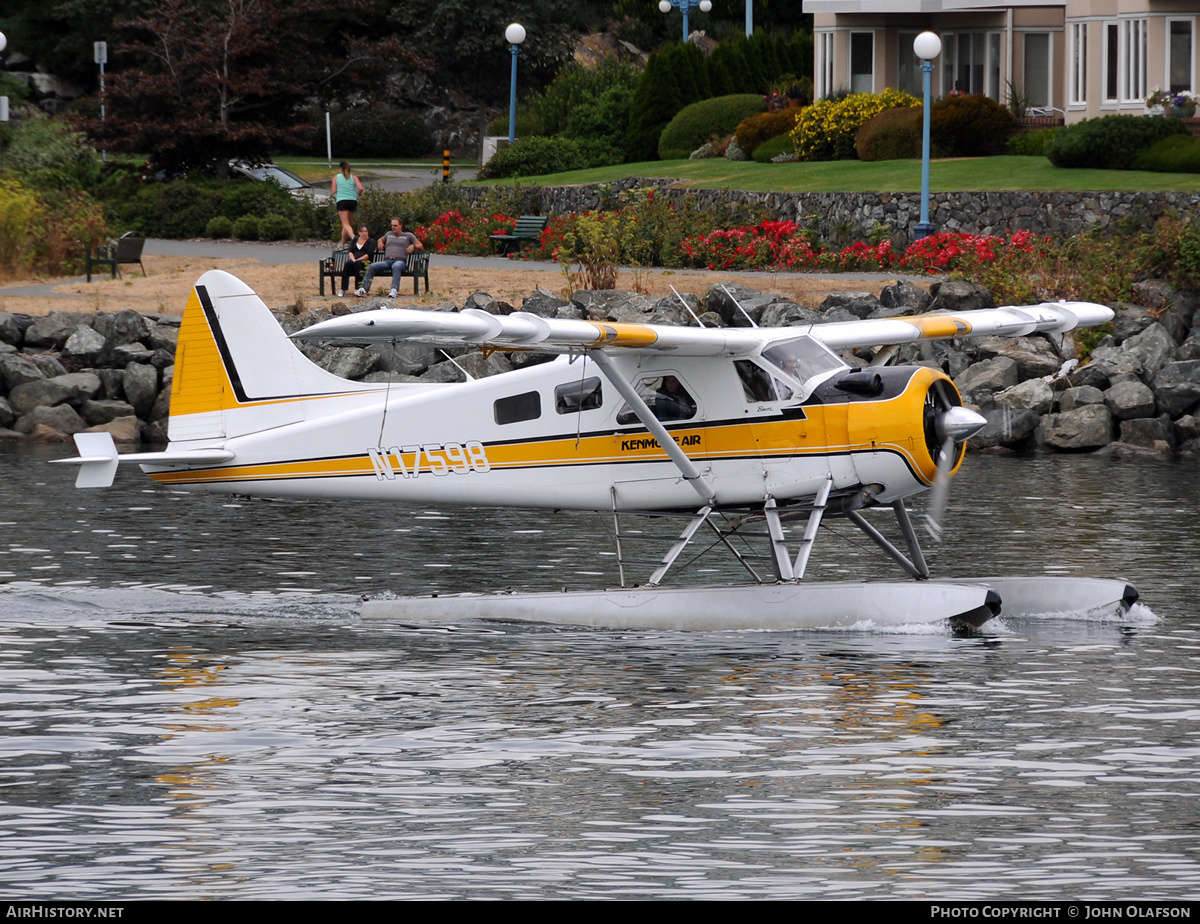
[471,155,1200,193]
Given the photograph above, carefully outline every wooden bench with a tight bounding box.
[86,232,147,282]
[489,215,548,256]
[320,249,431,296]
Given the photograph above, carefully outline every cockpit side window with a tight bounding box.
[616,373,697,425]
[555,376,603,414]
[735,360,778,402]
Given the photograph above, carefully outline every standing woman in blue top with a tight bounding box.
[332,161,364,247]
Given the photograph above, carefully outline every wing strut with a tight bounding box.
[588,350,715,504]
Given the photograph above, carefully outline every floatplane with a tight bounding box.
[54,270,1137,630]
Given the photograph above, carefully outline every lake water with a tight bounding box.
[1,443,1198,900]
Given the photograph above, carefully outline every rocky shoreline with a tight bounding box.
[3,277,1199,457]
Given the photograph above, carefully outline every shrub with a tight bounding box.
[1046,115,1190,169]
[930,93,1013,156]
[318,107,432,158]
[232,215,261,240]
[259,213,293,241]
[1007,128,1059,156]
[0,180,43,276]
[658,94,766,160]
[146,182,223,238]
[219,179,294,222]
[206,216,234,238]
[4,117,101,190]
[752,134,796,163]
[478,135,622,180]
[791,88,920,161]
[1131,134,1200,173]
[735,110,802,155]
[855,106,922,161]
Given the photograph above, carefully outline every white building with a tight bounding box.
[804,1,1199,122]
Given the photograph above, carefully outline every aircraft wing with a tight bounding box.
[291,301,1112,355]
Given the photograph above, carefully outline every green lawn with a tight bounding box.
[473,156,1200,193]
[274,156,476,183]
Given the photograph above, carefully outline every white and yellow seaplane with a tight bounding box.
[54,270,1137,630]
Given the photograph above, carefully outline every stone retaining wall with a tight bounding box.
[463,181,1200,249]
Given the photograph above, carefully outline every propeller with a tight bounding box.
[923,383,987,542]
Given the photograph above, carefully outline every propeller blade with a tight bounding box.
[925,435,956,542]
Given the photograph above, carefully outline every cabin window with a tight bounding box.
[555,377,603,414]
[735,360,778,403]
[616,374,697,425]
[494,391,541,425]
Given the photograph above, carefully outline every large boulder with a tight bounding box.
[1057,385,1106,412]
[122,362,160,419]
[24,312,89,349]
[996,378,1054,415]
[1153,360,1200,417]
[1103,379,1156,420]
[953,356,1018,409]
[927,279,993,314]
[1040,405,1114,450]
[1120,323,1177,379]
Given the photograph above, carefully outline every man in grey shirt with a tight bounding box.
[356,217,424,298]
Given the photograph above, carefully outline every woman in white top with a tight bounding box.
[331,161,364,247]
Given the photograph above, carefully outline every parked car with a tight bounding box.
[140,159,330,201]
[230,163,330,201]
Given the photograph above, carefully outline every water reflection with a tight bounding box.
[1,444,1199,898]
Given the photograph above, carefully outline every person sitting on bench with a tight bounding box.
[356,217,423,298]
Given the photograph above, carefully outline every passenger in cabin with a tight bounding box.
[338,225,373,298]
[356,217,423,299]
[654,375,696,421]
[331,161,364,247]
[777,354,801,401]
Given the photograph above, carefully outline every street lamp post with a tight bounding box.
[506,22,526,145]
[913,30,942,242]
[657,0,711,43]
[0,32,8,171]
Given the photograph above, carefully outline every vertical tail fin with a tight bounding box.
[169,271,370,442]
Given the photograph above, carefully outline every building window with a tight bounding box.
[1105,22,1119,102]
[1123,19,1147,103]
[1024,33,1051,108]
[816,31,834,98]
[938,32,1000,97]
[1070,22,1087,105]
[850,32,873,93]
[1169,19,1194,94]
[898,31,921,97]
[988,32,1002,101]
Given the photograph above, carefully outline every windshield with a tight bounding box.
[760,336,847,401]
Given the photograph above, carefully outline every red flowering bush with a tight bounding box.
[413,210,516,255]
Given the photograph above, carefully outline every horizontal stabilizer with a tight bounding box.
[292,301,1114,356]
[50,431,235,488]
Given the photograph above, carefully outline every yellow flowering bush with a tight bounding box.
[791,89,920,161]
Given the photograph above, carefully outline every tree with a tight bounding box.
[389,0,608,106]
[84,0,425,172]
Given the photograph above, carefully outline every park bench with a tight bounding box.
[489,215,548,256]
[319,248,431,297]
[86,232,147,282]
